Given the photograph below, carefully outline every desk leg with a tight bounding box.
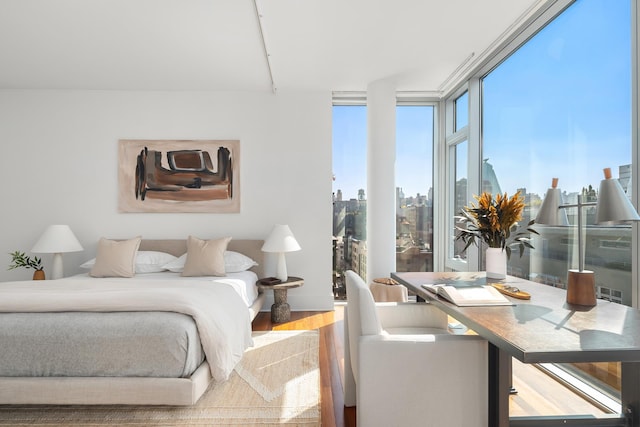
[489,343,511,427]
[622,362,640,427]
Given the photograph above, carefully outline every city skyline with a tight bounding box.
[333,164,631,202]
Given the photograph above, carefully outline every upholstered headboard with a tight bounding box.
[138,239,265,278]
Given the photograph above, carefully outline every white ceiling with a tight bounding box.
[0,0,544,93]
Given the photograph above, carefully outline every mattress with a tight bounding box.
[0,311,204,378]
[0,271,259,379]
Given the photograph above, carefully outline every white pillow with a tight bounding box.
[134,251,178,273]
[81,250,177,274]
[161,254,186,273]
[162,251,257,273]
[224,250,259,273]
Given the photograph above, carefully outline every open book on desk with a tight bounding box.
[422,283,513,306]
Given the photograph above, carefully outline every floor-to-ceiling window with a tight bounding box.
[480,0,631,409]
[446,89,473,269]
[483,0,631,305]
[333,101,436,295]
[396,104,435,273]
[332,104,367,299]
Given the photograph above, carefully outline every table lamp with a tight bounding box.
[261,224,301,282]
[536,169,640,306]
[31,225,83,280]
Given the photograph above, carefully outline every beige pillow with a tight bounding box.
[89,236,142,278]
[182,236,231,277]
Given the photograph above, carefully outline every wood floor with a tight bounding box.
[252,305,607,427]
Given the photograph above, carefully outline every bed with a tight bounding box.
[0,238,266,406]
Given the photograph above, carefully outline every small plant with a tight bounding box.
[8,251,43,271]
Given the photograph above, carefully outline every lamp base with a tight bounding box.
[51,253,64,280]
[275,252,288,282]
[566,269,596,306]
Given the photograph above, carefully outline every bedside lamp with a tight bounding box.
[31,225,83,280]
[261,224,301,282]
[536,169,640,306]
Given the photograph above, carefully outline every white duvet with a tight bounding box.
[0,274,254,382]
[118,270,261,308]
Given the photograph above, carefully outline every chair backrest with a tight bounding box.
[345,270,383,384]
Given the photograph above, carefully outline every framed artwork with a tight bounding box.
[118,139,240,213]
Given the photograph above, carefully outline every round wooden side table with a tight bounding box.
[257,276,304,323]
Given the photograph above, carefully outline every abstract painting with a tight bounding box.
[118,139,240,213]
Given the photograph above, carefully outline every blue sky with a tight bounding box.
[332,105,434,199]
[333,0,631,200]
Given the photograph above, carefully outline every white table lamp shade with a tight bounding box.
[595,169,640,224]
[31,225,83,280]
[535,178,569,226]
[261,224,301,253]
[262,225,301,281]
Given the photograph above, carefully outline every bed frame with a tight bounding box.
[0,239,265,406]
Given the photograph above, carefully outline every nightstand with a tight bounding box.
[257,276,304,323]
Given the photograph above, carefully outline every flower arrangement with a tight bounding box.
[8,251,43,271]
[455,191,537,259]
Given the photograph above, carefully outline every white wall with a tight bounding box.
[0,89,334,311]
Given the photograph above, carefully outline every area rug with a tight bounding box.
[0,330,321,426]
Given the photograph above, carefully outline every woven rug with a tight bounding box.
[0,330,321,426]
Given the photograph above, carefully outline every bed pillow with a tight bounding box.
[161,254,186,273]
[134,251,178,273]
[162,250,257,273]
[224,250,259,273]
[181,236,232,277]
[89,236,142,278]
[81,250,177,274]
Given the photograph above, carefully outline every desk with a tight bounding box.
[391,271,640,427]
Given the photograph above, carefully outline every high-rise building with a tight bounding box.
[619,164,631,195]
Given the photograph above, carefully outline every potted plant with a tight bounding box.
[8,251,45,280]
[454,191,537,279]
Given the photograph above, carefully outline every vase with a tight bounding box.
[32,270,45,280]
[485,248,507,280]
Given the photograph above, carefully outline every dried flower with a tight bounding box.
[455,191,537,259]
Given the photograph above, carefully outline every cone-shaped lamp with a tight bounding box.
[32,225,83,280]
[261,225,301,282]
[535,178,569,226]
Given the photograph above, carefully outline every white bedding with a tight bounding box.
[66,270,260,308]
[0,273,256,382]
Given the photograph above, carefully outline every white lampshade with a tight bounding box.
[535,178,569,226]
[32,225,83,280]
[261,225,301,253]
[595,168,640,224]
[32,225,83,253]
[262,225,301,282]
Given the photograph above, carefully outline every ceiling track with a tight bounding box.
[252,0,277,93]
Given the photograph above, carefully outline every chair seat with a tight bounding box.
[384,326,448,335]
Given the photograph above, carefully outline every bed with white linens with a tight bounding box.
[0,238,265,405]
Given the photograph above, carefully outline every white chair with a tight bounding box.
[343,270,488,427]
